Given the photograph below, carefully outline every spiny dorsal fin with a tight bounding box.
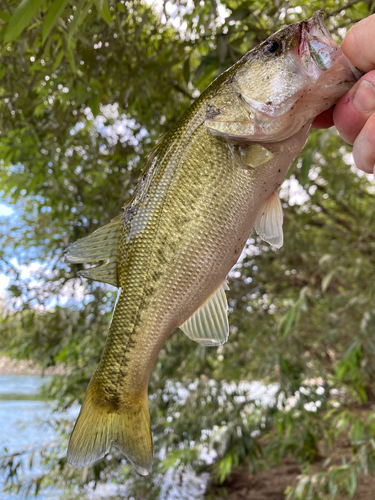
[179,281,230,346]
[255,189,283,249]
[65,214,124,287]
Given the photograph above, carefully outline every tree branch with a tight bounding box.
[327,0,364,18]
[169,80,193,100]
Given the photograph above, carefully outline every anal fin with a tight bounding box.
[65,214,123,287]
[255,189,284,249]
[179,281,229,346]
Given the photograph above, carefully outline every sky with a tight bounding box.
[0,203,14,295]
[0,203,13,217]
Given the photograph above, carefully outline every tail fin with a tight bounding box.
[67,383,153,475]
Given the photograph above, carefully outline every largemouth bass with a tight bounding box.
[66,11,358,475]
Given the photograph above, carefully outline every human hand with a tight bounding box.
[313,14,375,174]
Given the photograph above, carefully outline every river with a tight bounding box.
[0,374,59,499]
[0,373,209,500]
[1,373,277,499]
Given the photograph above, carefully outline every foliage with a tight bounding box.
[0,0,375,499]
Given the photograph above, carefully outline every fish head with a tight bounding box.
[207,11,358,142]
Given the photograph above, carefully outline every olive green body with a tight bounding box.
[92,92,309,403]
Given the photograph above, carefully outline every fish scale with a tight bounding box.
[65,11,358,475]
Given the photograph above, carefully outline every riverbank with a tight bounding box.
[207,437,375,500]
[0,355,64,375]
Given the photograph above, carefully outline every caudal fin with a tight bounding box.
[67,383,153,475]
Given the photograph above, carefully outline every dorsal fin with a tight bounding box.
[255,189,283,249]
[179,281,229,346]
[65,214,124,287]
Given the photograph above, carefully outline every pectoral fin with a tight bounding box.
[255,189,284,249]
[179,281,229,346]
[65,214,123,287]
[239,144,274,169]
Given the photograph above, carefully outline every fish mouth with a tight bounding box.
[298,10,340,77]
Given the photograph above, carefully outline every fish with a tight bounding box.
[65,10,358,475]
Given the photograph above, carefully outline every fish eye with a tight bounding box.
[263,40,281,55]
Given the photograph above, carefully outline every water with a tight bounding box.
[0,374,208,500]
[0,375,274,499]
[0,374,58,500]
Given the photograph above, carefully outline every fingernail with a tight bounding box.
[353,80,375,113]
[373,164,375,176]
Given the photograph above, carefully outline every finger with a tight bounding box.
[333,72,375,145]
[352,112,375,173]
[312,106,334,129]
[342,14,375,73]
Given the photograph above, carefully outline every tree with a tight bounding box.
[0,1,375,499]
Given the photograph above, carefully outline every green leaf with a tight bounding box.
[66,45,77,73]
[322,270,335,293]
[33,103,46,117]
[335,416,349,434]
[94,0,112,25]
[8,285,22,298]
[228,4,251,22]
[294,476,310,498]
[52,48,65,71]
[0,11,11,23]
[345,470,357,498]
[101,2,112,25]
[279,306,296,338]
[91,94,100,117]
[134,8,150,40]
[319,253,332,266]
[217,35,227,64]
[283,308,295,337]
[4,0,44,42]
[183,58,190,84]
[67,0,91,44]
[42,0,69,44]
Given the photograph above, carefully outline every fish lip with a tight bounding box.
[298,10,340,76]
[305,10,327,34]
